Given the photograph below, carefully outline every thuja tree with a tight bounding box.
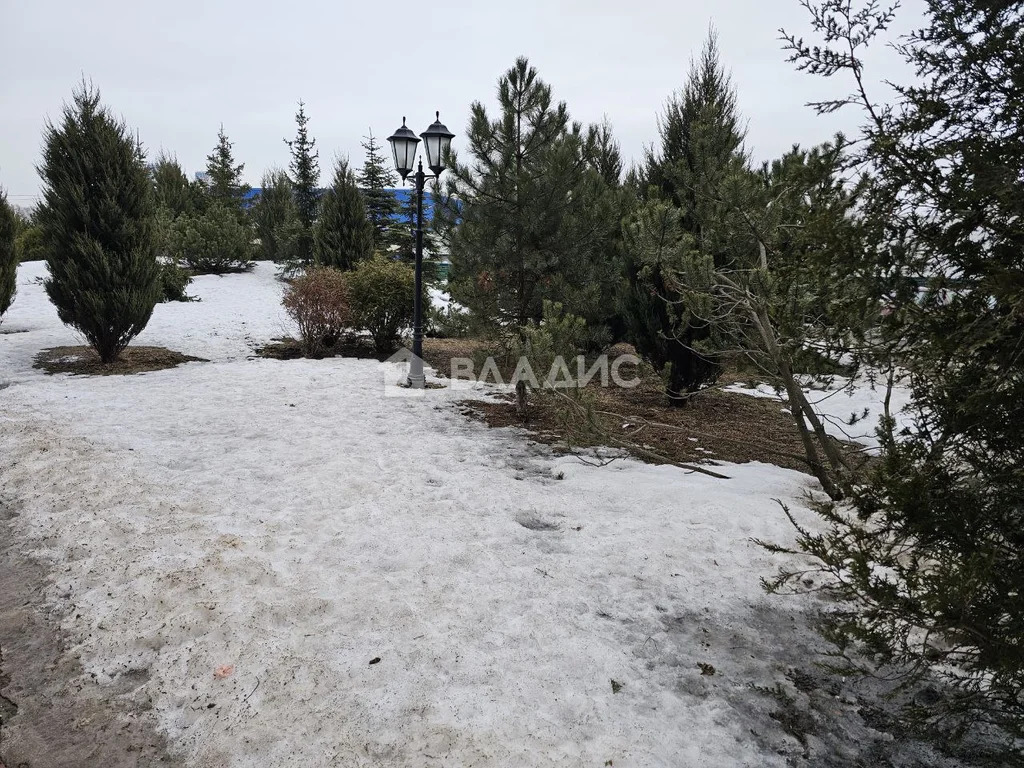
[437,57,619,335]
[253,168,302,263]
[38,84,161,363]
[285,100,320,263]
[152,153,204,218]
[621,29,748,403]
[0,188,17,321]
[357,130,399,252]
[767,0,1024,751]
[313,158,373,271]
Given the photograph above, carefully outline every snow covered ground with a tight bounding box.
[724,376,914,452]
[0,263,929,766]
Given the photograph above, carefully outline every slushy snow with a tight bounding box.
[0,262,917,766]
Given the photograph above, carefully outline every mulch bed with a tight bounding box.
[423,339,866,477]
[419,337,494,375]
[34,346,206,376]
[259,333,861,477]
[256,336,396,362]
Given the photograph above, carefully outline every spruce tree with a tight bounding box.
[313,158,373,271]
[0,188,17,321]
[38,83,161,363]
[285,100,320,262]
[357,130,399,251]
[205,125,249,214]
[621,29,748,403]
[438,57,619,332]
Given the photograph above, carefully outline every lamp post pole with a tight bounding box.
[387,112,455,390]
[409,159,427,388]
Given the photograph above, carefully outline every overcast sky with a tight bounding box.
[1,0,925,205]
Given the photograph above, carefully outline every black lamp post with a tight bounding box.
[387,112,454,388]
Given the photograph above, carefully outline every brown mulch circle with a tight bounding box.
[34,345,206,376]
[257,336,397,362]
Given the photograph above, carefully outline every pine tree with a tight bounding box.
[167,203,254,274]
[285,100,320,262]
[357,130,399,251]
[313,158,373,271]
[438,57,619,332]
[593,119,624,187]
[621,29,748,403]
[38,83,161,363]
[0,188,17,321]
[252,168,301,263]
[205,125,249,214]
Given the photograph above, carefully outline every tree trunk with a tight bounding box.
[515,380,529,421]
[748,303,847,499]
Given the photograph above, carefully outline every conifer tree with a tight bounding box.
[38,83,161,363]
[357,130,399,251]
[205,125,249,214]
[396,186,440,269]
[167,203,254,274]
[438,57,619,332]
[621,29,748,403]
[313,158,373,271]
[0,188,17,321]
[152,153,203,217]
[285,100,320,262]
[593,119,624,187]
[396,187,417,262]
[253,168,301,263]
[769,1,1024,749]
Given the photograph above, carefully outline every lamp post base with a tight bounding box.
[406,373,426,389]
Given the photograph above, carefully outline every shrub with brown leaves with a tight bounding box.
[282,267,352,357]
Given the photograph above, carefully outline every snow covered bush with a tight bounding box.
[0,188,17,320]
[167,203,253,274]
[346,256,415,353]
[282,267,352,357]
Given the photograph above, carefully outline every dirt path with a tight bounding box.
[0,501,173,768]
